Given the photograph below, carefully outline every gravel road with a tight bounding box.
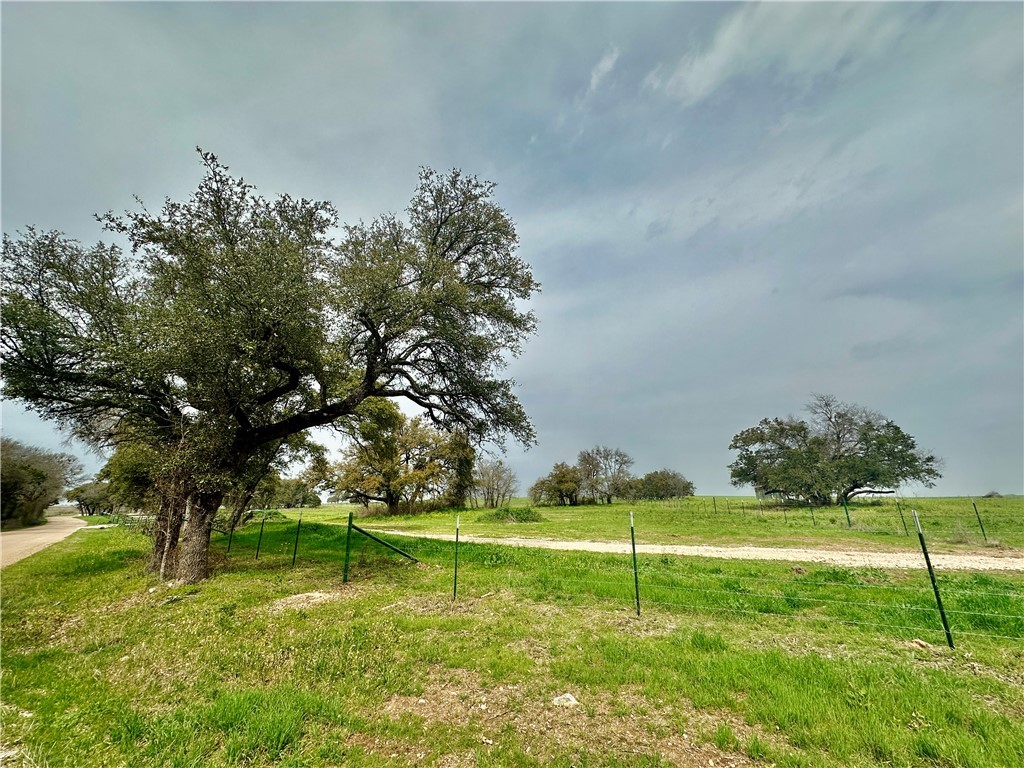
[368,530,1024,572]
[0,515,87,569]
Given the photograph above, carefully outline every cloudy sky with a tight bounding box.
[3,2,1022,497]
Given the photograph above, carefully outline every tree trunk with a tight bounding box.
[175,492,224,584]
[159,501,186,580]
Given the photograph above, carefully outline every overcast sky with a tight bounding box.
[3,2,1022,497]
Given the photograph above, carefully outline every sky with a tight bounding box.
[2,2,1022,497]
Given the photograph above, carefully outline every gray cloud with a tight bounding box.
[2,2,1021,496]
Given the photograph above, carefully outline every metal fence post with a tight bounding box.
[453,515,460,601]
[630,511,641,617]
[291,510,303,567]
[969,497,988,542]
[895,498,909,536]
[842,497,852,528]
[255,512,267,560]
[227,516,236,554]
[912,510,954,649]
[343,509,354,583]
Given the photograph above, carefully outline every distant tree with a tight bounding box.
[982,491,1003,499]
[2,152,538,582]
[474,458,518,508]
[729,395,941,505]
[0,438,83,526]
[529,462,582,506]
[443,431,476,509]
[331,399,463,514]
[273,478,321,509]
[66,481,115,516]
[633,469,695,500]
[577,446,634,504]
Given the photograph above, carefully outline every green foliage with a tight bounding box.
[529,462,583,506]
[624,469,696,500]
[66,481,115,516]
[331,399,467,515]
[0,438,82,525]
[729,394,941,504]
[478,506,543,524]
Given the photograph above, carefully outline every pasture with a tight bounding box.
[287,496,1024,553]
[1,514,1022,767]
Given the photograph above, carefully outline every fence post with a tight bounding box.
[630,511,641,616]
[895,498,909,536]
[841,497,852,528]
[291,510,303,567]
[912,510,954,649]
[807,502,816,527]
[255,512,267,560]
[453,515,460,601]
[227,516,236,554]
[712,496,718,514]
[969,497,988,542]
[342,509,354,583]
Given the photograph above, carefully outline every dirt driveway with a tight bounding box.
[0,515,87,569]
[368,530,1024,572]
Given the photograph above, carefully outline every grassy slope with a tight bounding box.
[1,521,1022,767]
[297,496,1024,554]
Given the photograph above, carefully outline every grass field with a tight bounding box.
[281,496,1024,554]
[2,519,1022,767]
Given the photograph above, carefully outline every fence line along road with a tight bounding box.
[363,529,1024,572]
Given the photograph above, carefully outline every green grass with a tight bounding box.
[295,496,1024,554]
[1,521,1022,767]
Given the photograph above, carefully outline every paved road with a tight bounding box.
[368,529,1024,572]
[0,515,87,569]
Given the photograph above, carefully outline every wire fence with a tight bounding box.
[443,511,1024,650]
[608,495,1023,548]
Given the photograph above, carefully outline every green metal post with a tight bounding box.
[342,509,354,583]
[630,511,641,617]
[808,502,816,527]
[913,510,954,649]
[712,496,718,514]
[255,512,267,560]
[227,517,236,554]
[842,497,852,528]
[291,511,303,567]
[782,504,787,524]
[969,497,987,542]
[895,498,909,536]
[453,515,460,601]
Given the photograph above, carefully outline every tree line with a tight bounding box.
[529,447,695,506]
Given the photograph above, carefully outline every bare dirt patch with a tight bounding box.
[266,590,347,613]
[372,666,783,766]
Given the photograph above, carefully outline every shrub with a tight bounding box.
[479,506,543,524]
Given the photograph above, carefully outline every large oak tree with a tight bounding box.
[2,151,538,581]
[728,394,941,505]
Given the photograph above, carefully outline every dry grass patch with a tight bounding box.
[379,666,781,766]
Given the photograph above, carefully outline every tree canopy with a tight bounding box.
[329,398,468,514]
[728,394,941,504]
[0,439,83,526]
[1,150,538,581]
